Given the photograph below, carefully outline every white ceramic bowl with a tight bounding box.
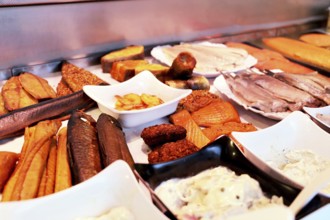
[231,111,330,197]
[83,71,192,128]
[0,160,167,220]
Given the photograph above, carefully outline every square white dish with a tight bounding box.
[230,111,330,197]
[303,105,330,129]
[0,160,167,220]
[83,70,192,128]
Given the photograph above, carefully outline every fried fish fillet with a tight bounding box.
[19,72,56,100]
[61,62,107,92]
[56,77,73,97]
[1,76,38,111]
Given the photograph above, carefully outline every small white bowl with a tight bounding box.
[83,71,192,127]
[231,111,330,197]
[0,160,167,220]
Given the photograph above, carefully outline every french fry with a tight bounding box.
[55,127,72,192]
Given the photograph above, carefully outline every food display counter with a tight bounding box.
[1,0,330,219]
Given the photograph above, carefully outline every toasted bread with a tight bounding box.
[110,60,148,82]
[134,63,169,82]
[110,60,169,82]
[101,45,145,73]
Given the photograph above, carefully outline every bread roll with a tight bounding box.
[299,33,330,48]
[263,37,330,72]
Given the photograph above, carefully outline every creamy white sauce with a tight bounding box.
[155,166,283,220]
[269,149,330,194]
[76,206,135,220]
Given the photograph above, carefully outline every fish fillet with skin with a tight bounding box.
[273,72,330,105]
[224,75,290,113]
[247,74,321,109]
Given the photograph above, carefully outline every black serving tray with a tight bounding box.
[135,136,330,219]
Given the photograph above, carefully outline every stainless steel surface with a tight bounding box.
[0,0,329,76]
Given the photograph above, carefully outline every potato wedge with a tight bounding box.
[0,152,19,192]
[55,127,72,192]
[0,94,8,115]
[19,72,57,99]
[2,120,61,201]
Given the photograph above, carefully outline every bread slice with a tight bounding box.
[101,45,145,73]
[110,60,169,82]
[134,63,169,82]
[110,60,148,82]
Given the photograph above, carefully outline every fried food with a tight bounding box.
[177,90,220,113]
[38,137,57,197]
[19,72,56,100]
[2,120,61,201]
[191,100,240,127]
[168,52,196,79]
[67,111,102,184]
[202,121,257,141]
[0,94,8,116]
[170,109,210,148]
[148,139,199,163]
[55,127,72,192]
[1,76,38,111]
[115,93,164,111]
[56,77,73,97]
[0,152,19,192]
[141,124,186,148]
[61,61,107,92]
